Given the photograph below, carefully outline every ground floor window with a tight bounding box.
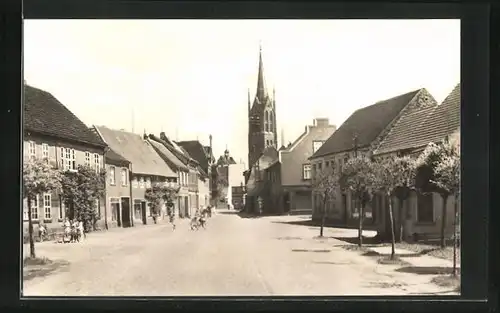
[43,193,52,219]
[59,196,64,220]
[23,198,29,221]
[134,199,142,219]
[417,192,434,223]
[31,195,39,220]
[110,198,120,221]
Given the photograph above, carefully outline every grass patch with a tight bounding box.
[23,256,52,267]
[377,255,410,266]
[431,275,461,290]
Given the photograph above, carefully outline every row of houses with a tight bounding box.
[245,83,460,240]
[22,83,215,234]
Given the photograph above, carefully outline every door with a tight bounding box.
[116,202,122,227]
[141,201,147,225]
[121,197,131,228]
[184,197,189,217]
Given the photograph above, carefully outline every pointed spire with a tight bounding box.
[256,43,268,101]
[247,88,251,114]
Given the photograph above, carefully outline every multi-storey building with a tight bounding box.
[94,126,177,225]
[23,84,107,236]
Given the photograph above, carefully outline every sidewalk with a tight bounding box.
[367,246,460,269]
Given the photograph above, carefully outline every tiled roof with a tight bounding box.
[147,138,188,171]
[311,89,421,158]
[24,85,106,148]
[95,126,176,177]
[155,135,192,167]
[177,140,211,174]
[106,148,130,164]
[373,89,439,155]
[409,84,460,149]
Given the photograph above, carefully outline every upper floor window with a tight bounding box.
[132,177,139,188]
[139,177,145,188]
[303,164,311,180]
[85,152,91,167]
[121,168,128,186]
[43,193,51,219]
[312,140,325,154]
[94,153,100,172]
[61,147,76,171]
[317,162,322,171]
[42,143,49,161]
[29,141,36,160]
[146,177,151,188]
[109,166,116,185]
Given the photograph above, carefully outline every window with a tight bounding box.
[94,153,100,172]
[132,178,139,188]
[31,195,39,220]
[303,164,311,180]
[417,192,434,223]
[270,140,273,146]
[23,199,29,221]
[28,141,36,159]
[139,177,145,188]
[85,152,91,166]
[325,161,330,168]
[312,140,325,154]
[43,193,51,219]
[317,162,322,171]
[146,177,151,188]
[109,166,116,185]
[121,168,128,186]
[61,147,76,170]
[266,140,269,146]
[42,143,49,161]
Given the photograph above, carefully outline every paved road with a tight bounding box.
[23,211,458,296]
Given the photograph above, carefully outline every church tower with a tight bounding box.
[248,45,278,169]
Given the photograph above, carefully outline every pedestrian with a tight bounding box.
[63,218,71,243]
[199,211,207,230]
[169,212,176,230]
[38,223,47,243]
[78,220,85,240]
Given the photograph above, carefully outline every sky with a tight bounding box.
[24,19,460,167]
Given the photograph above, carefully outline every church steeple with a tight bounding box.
[256,44,268,101]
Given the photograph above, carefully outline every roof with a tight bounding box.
[373,89,439,155]
[94,126,176,177]
[311,89,421,158]
[176,140,210,173]
[155,134,192,167]
[24,85,106,148]
[106,148,130,164]
[409,84,460,149]
[147,138,188,171]
[217,155,237,166]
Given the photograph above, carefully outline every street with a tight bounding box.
[23,211,458,296]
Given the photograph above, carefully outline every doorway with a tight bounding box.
[141,201,147,225]
[121,197,131,227]
[184,197,189,218]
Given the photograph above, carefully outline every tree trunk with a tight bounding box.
[398,198,404,243]
[319,195,327,237]
[27,196,36,259]
[388,194,396,260]
[440,195,448,249]
[452,193,459,276]
[358,199,364,247]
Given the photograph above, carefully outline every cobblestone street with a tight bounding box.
[23,211,459,296]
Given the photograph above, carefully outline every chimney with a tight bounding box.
[314,118,330,127]
[160,132,167,140]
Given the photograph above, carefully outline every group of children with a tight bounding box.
[62,218,85,243]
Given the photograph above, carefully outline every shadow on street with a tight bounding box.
[23,259,71,282]
[275,236,303,241]
[312,261,353,265]
[291,249,331,253]
[395,266,460,275]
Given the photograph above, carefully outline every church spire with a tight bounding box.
[247,88,251,114]
[256,43,268,101]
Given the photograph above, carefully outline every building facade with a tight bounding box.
[104,148,132,228]
[95,126,178,226]
[23,84,107,238]
[309,88,437,229]
[279,118,337,215]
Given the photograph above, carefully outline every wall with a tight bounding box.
[22,135,105,235]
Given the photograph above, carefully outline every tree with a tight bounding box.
[145,183,180,223]
[373,157,414,260]
[430,147,460,276]
[414,140,459,248]
[312,166,340,238]
[23,158,62,258]
[60,165,106,232]
[341,157,376,247]
[211,165,229,204]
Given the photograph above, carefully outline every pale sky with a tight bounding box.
[24,19,460,166]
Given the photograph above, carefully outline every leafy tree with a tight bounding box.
[414,141,459,248]
[430,147,461,276]
[23,158,62,258]
[60,165,106,232]
[312,166,341,238]
[341,157,376,247]
[145,183,180,223]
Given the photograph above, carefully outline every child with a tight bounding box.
[38,223,47,242]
